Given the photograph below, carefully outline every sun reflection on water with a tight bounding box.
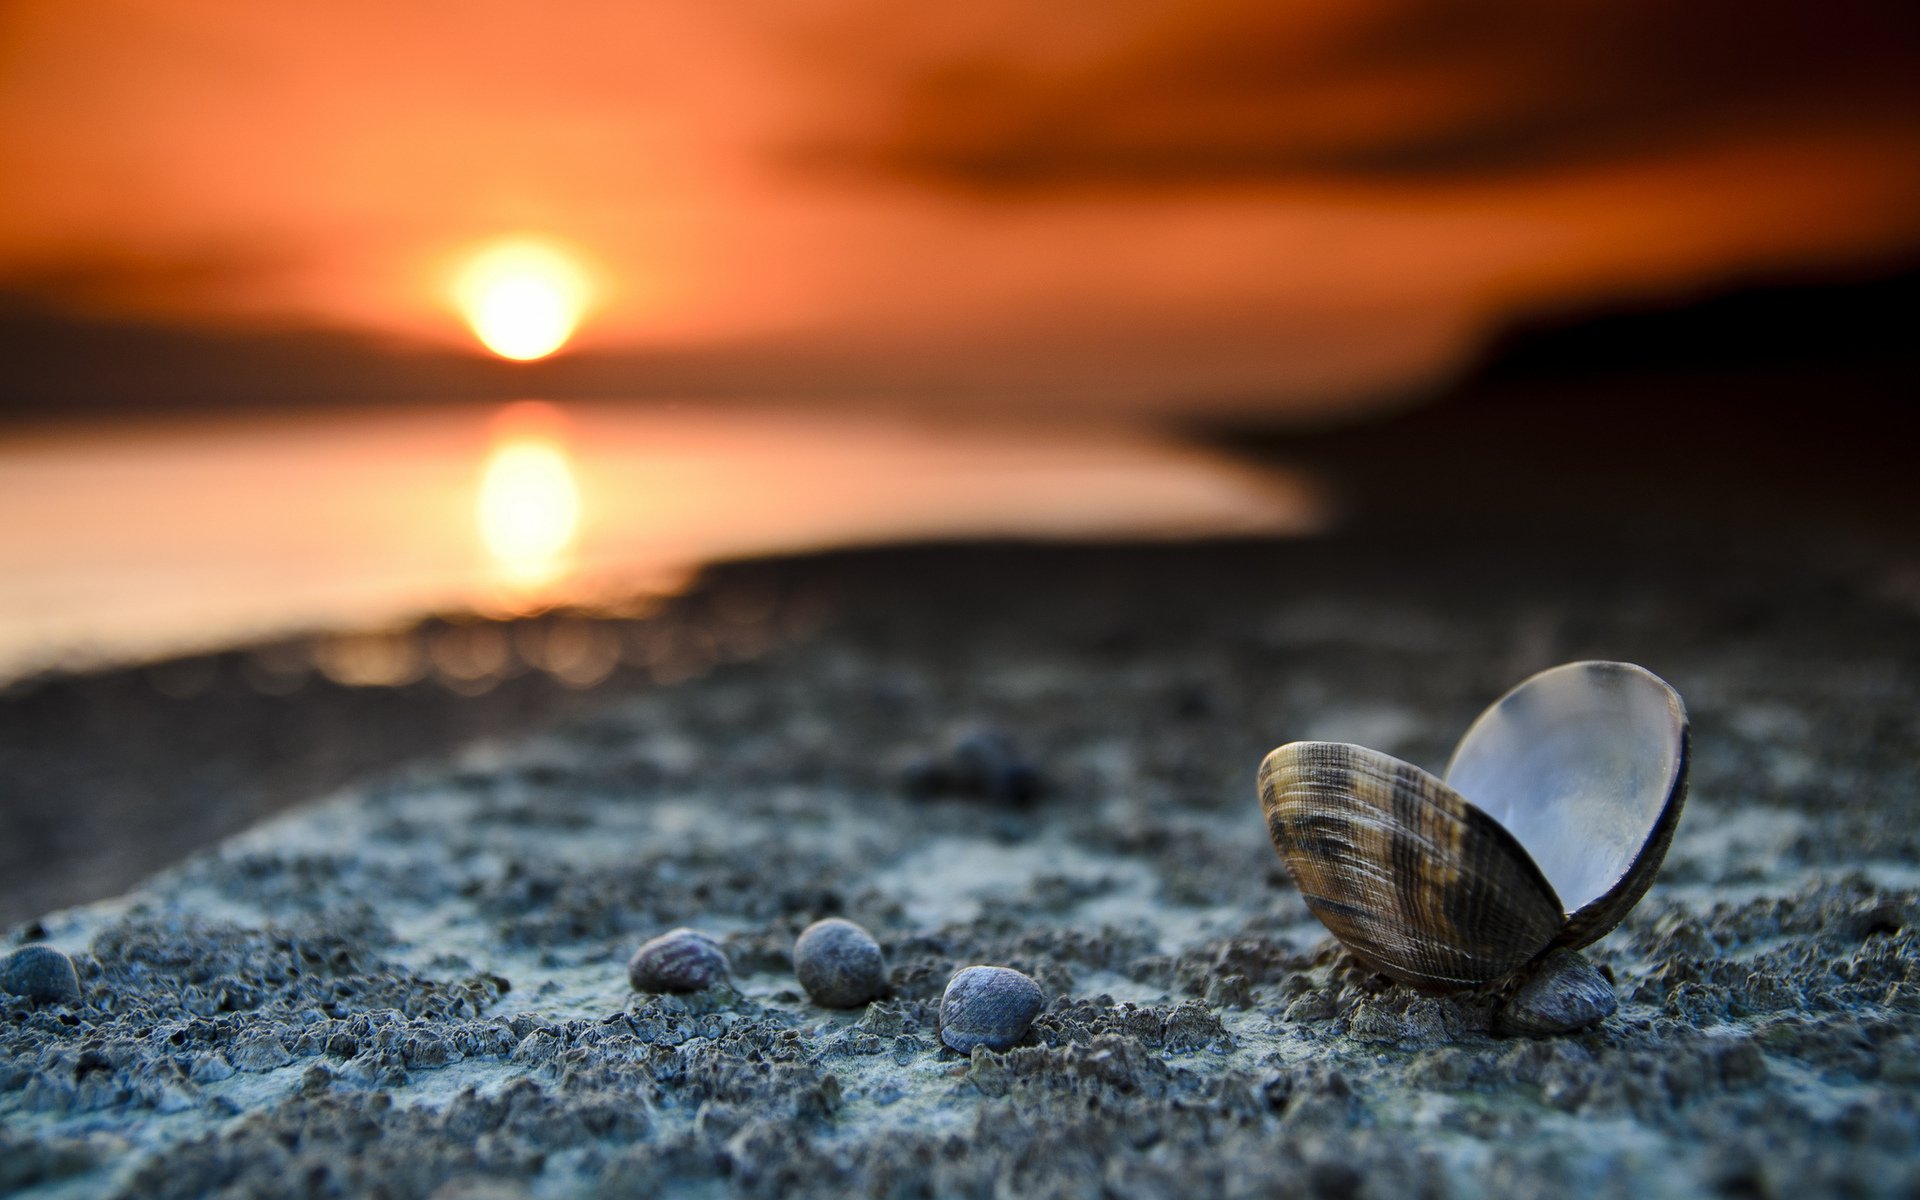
[477,402,581,595]
[0,403,1329,684]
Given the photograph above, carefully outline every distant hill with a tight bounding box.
[1469,266,1919,384]
[1217,263,1920,535]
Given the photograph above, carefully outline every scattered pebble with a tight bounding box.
[903,725,1042,805]
[2,945,80,1005]
[628,929,730,993]
[939,965,1044,1053]
[793,918,887,1008]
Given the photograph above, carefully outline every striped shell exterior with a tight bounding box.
[1260,661,1688,993]
[628,928,731,994]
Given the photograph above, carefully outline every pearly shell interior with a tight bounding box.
[1444,661,1688,946]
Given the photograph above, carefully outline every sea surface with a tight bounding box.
[0,401,1324,682]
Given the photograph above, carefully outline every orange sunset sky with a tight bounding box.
[2,0,1917,416]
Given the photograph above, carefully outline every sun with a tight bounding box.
[454,238,591,361]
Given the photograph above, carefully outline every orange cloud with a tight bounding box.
[0,0,1916,416]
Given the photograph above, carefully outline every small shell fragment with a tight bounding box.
[1494,949,1617,1037]
[793,918,888,1008]
[1,945,80,1005]
[939,965,1044,1053]
[628,928,730,993]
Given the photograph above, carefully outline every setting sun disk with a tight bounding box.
[455,239,591,361]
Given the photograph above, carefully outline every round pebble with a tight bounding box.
[2,944,81,1005]
[901,725,1043,805]
[939,964,1044,1053]
[951,727,1041,804]
[627,928,730,993]
[793,918,887,1008]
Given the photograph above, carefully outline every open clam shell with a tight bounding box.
[1260,661,1688,992]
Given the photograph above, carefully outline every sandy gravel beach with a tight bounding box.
[4,529,1919,1198]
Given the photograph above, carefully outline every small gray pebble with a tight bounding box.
[903,726,1043,805]
[951,727,1041,804]
[2,944,80,1004]
[628,928,730,993]
[793,918,887,1008]
[939,965,1044,1052]
[1495,948,1617,1037]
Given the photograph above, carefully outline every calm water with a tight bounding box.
[0,402,1326,682]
